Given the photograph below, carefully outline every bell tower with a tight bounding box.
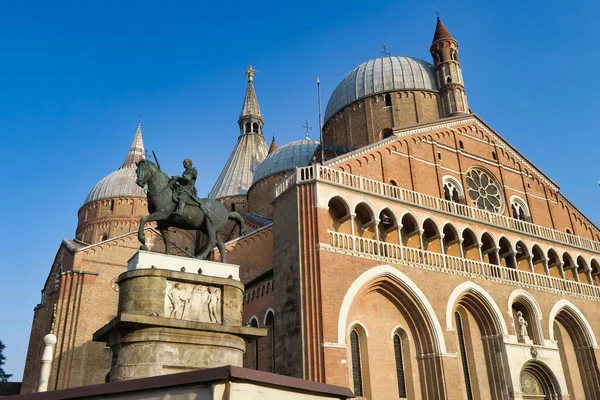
[430,17,469,116]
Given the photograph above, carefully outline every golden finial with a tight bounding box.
[246,65,259,82]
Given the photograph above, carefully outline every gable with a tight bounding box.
[323,114,599,241]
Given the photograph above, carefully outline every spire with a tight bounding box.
[121,119,145,168]
[268,135,278,154]
[238,65,264,135]
[209,70,269,199]
[432,16,454,43]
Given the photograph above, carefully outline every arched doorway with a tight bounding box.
[520,361,561,399]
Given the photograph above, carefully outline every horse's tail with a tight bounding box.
[228,212,247,235]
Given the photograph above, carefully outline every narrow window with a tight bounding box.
[350,330,363,396]
[231,203,236,211]
[384,93,392,107]
[492,151,497,160]
[393,333,407,398]
[459,140,464,150]
[447,76,452,84]
[437,152,442,160]
[455,312,474,400]
[265,312,275,373]
[250,319,259,369]
[253,122,259,133]
[527,183,531,189]
[110,200,115,213]
[566,228,572,235]
[245,122,251,133]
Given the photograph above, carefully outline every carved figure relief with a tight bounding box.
[164,281,221,323]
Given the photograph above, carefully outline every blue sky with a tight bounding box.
[1,0,599,380]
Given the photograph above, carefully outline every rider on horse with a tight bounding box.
[172,158,198,216]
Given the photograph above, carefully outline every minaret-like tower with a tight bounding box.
[430,17,469,116]
[209,66,268,208]
[238,66,265,135]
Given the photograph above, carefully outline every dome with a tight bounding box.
[84,165,146,204]
[252,138,320,184]
[324,56,438,123]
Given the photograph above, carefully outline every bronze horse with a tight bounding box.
[135,159,245,262]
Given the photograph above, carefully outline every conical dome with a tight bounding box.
[84,122,146,204]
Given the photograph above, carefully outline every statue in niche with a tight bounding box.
[517,311,529,342]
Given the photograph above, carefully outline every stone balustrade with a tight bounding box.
[325,230,600,301]
[274,164,600,254]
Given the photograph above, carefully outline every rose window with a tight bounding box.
[466,168,503,213]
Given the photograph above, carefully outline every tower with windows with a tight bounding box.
[430,17,469,116]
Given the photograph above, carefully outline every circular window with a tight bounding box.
[466,168,503,213]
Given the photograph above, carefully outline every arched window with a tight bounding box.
[350,329,363,396]
[245,122,251,133]
[384,93,392,107]
[459,140,464,150]
[510,196,529,221]
[100,234,108,241]
[265,311,275,373]
[250,318,259,369]
[252,122,259,133]
[447,76,453,84]
[443,176,463,204]
[390,180,398,186]
[231,203,236,212]
[393,332,407,398]
[455,312,474,400]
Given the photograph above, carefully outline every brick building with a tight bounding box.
[23,18,600,399]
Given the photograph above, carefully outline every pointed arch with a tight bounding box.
[337,265,448,398]
[548,300,597,347]
[446,281,509,335]
[520,360,562,399]
[337,265,446,351]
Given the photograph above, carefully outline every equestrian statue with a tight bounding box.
[135,157,246,263]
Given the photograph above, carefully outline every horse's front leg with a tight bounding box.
[138,210,170,251]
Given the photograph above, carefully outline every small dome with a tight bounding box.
[324,56,438,123]
[252,138,320,184]
[84,165,146,204]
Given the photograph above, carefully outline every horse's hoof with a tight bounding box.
[140,245,148,251]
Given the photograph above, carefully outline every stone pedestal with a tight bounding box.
[94,251,266,382]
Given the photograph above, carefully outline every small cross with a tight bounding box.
[302,119,312,139]
[379,44,391,57]
[435,11,440,19]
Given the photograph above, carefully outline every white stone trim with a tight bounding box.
[548,299,598,348]
[348,320,370,337]
[445,281,509,335]
[263,308,275,326]
[336,265,447,353]
[322,342,347,349]
[248,315,260,328]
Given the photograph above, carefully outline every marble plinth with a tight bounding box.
[128,250,240,281]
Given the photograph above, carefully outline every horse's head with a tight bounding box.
[135,159,152,188]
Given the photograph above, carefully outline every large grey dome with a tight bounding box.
[84,165,146,204]
[252,138,320,184]
[324,56,438,123]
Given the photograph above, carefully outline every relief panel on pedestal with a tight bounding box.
[164,281,221,323]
